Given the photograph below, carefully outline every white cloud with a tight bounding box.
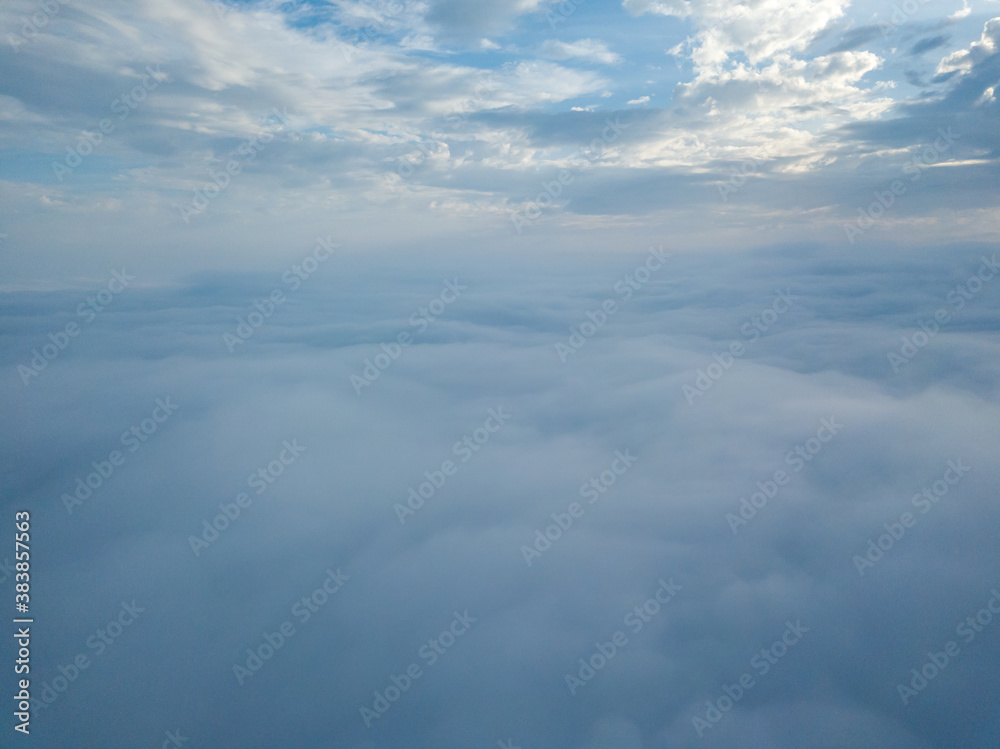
[623,0,692,19]
[0,0,994,254]
[539,38,622,65]
[936,17,1000,77]
[950,1,972,21]
[613,0,897,180]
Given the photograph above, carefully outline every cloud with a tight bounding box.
[0,0,996,270]
[1,3,999,746]
[540,38,622,65]
[910,35,951,56]
[825,25,884,54]
[623,0,692,19]
[936,17,1000,77]
[3,242,1000,746]
[423,0,550,41]
[950,1,972,22]
[628,0,851,67]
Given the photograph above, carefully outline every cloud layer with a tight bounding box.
[2,243,999,746]
[2,2,999,747]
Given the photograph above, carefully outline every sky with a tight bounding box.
[1,1,999,748]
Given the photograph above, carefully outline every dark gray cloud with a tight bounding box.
[424,0,549,41]
[909,34,950,56]
[825,25,884,54]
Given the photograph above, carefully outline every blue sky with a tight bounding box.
[2,2,1000,748]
